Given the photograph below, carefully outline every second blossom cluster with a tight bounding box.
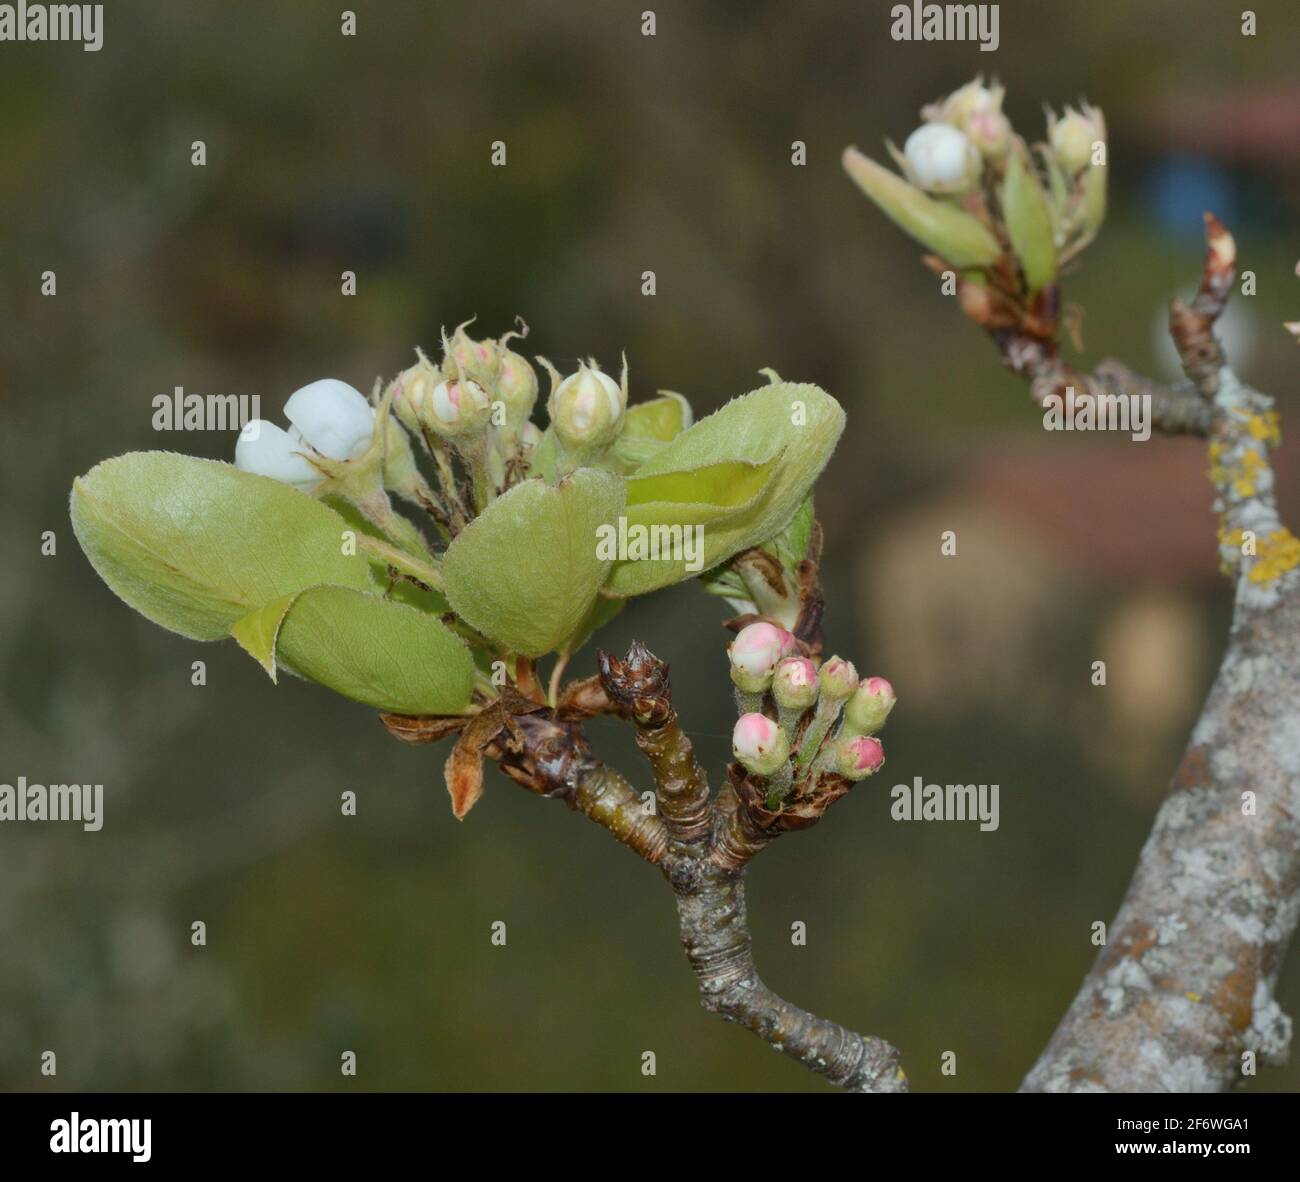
[728,621,895,808]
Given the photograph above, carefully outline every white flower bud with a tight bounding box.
[283,379,375,460]
[427,379,492,439]
[903,123,980,194]
[235,420,322,492]
[550,363,625,450]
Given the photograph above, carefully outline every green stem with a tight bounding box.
[794,697,842,774]
[357,533,443,591]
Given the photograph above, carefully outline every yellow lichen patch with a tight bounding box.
[1184,991,1202,1003]
[1231,449,1266,499]
[1246,411,1282,447]
[1248,528,1300,585]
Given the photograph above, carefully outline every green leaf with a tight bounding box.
[842,146,1001,268]
[1001,148,1058,293]
[624,457,778,508]
[71,452,373,640]
[1082,158,1107,240]
[621,393,691,441]
[583,396,693,474]
[443,469,625,657]
[774,494,816,565]
[272,585,475,714]
[606,382,844,596]
[561,594,625,657]
[231,592,301,678]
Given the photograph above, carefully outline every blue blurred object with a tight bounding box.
[1145,155,1239,243]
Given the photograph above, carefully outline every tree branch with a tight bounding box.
[591,642,907,1092]
[675,859,906,1092]
[490,711,670,864]
[1022,215,1300,1091]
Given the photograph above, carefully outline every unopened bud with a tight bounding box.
[925,78,1011,160]
[843,676,896,736]
[1049,103,1104,175]
[924,77,995,126]
[442,321,501,389]
[519,421,543,452]
[732,712,790,777]
[425,378,492,439]
[772,657,818,711]
[728,621,796,693]
[817,656,859,701]
[392,354,440,435]
[497,348,539,432]
[903,123,980,194]
[550,362,625,451]
[967,107,1011,158]
[834,734,885,781]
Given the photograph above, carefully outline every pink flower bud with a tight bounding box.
[443,321,501,388]
[834,734,884,781]
[843,676,896,736]
[817,655,859,701]
[967,108,1011,158]
[427,378,491,439]
[732,712,790,777]
[728,621,796,692]
[772,656,818,710]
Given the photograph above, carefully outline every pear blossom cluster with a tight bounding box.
[844,77,1108,319]
[233,320,650,549]
[727,621,895,804]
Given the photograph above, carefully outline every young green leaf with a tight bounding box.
[605,382,844,596]
[621,393,692,441]
[609,395,693,472]
[842,146,1001,268]
[230,592,302,678]
[1001,148,1058,293]
[443,469,625,657]
[71,452,373,640]
[271,585,475,714]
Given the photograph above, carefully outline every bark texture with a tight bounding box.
[676,861,905,1092]
[1021,218,1300,1091]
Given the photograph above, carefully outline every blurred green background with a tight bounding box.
[2,0,1299,1092]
